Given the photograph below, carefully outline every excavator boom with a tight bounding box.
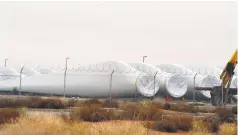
[220,49,237,86]
[195,49,237,106]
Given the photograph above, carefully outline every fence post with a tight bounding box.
[64,68,67,98]
[109,70,114,104]
[19,66,24,95]
[35,64,40,70]
[193,73,198,103]
[153,71,158,98]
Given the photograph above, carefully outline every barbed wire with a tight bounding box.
[2,63,236,78]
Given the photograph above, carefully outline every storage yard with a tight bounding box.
[0,61,236,101]
[0,61,237,134]
[0,1,237,135]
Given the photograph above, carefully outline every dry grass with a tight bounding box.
[215,107,235,123]
[192,118,210,133]
[0,98,237,134]
[0,113,213,135]
[0,108,22,124]
[192,116,221,133]
[0,113,89,135]
[66,98,83,107]
[218,123,237,135]
[118,100,162,121]
[70,105,116,122]
[0,113,183,135]
[103,99,119,108]
[187,132,213,135]
[0,108,236,135]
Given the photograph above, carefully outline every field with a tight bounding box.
[0,95,237,135]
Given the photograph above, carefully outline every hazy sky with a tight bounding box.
[0,2,237,68]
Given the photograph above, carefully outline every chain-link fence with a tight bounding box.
[0,63,237,103]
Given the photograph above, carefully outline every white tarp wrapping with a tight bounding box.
[187,65,222,77]
[157,64,220,101]
[129,63,187,98]
[0,61,159,98]
[15,67,42,77]
[36,68,57,74]
[0,67,21,81]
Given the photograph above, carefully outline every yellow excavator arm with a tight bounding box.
[220,49,237,87]
[195,49,237,106]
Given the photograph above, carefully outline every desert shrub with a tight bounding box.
[136,101,161,121]
[34,98,67,109]
[196,107,214,113]
[68,98,107,108]
[146,115,193,132]
[119,101,162,121]
[82,99,104,107]
[177,115,193,131]
[0,97,33,108]
[0,115,153,135]
[153,120,177,133]
[163,115,193,131]
[170,102,198,113]
[218,123,237,135]
[152,99,166,109]
[215,107,235,123]
[151,112,163,121]
[0,108,21,124]
[70,104,115,122]
[25,97,67,109]
[231,106,237,114]
[117,102,138,120]
[103,99,119,108]
[0,98,18,108]
[0,97,67,109]
[66,98,82,107]
[204,116,221,133]
[194,116,221,133]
